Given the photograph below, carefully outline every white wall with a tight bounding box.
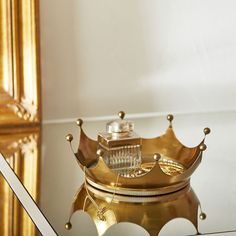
[41,0,236,122]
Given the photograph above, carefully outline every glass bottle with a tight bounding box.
[97,111,142,177]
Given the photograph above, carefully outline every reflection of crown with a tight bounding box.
[66,112,210,196]
[65,183,206,236]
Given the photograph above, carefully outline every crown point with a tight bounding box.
[76,118,83,127]
[167,114,174,122]
[199,143,207,151]
[65,222,72,230]
[118,111,125,119]
[66,134,73,142]
[204,127,211,135]
[199,212,207,220]
[96,149,104,157]
[154,153,161,161]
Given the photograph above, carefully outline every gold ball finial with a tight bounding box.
[154,153,161,161]
[118,111,125,120]
[199,143,207,151]
[65,222,72,230]
[204,127,211,135]
[76,118,83,127]
[167,114,174,122]
[199,212,207,220]
[96,149,104,157]
[66,134,73,142]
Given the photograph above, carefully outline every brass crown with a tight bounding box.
[68,113,210,196]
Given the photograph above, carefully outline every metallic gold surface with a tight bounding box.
[0,0,41,128]
[68,183,201,236]
[153,153,161,161]
[199,143,207,151]
[0,127,41,236]
[167,114,174,122]
[158,158,185,175]
[72,115,208,196]
[199,212,207,220]
[118,111,125,119]
[65,222,72,230]
[66,134,73,142]
[76,118,83,127]
[204,127,211,135]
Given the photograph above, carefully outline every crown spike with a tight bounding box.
[167,114,174,126]
[66,133,85,166]
[76,118,83,127]
[118,111,125,120]
[199,143,207,151]
[66,134,73,142]
[203,127,211,136]
[199,212,207,220]
[153,153,161,161]
[97,149,104,157]
[198,201,207,220]
[65,222,72,230]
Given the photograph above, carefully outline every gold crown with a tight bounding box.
[66,112,210,196]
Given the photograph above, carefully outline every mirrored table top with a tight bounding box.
[1,111,236,235]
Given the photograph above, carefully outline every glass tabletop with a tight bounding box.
[1,111,236,235]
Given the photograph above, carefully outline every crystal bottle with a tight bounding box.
[97,111,142,177]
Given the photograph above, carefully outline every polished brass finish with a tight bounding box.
[204,127,211,135]
[72,114,209,196]
[167,114,174,122]
[96,149,104,157]
[68,184,201,236]
[118,111,125,119]
[199,212,207,220]
[76,118,83,127]
[66,134,73,142]
[65,222,72,230]
[75,151,98,169]
[153,153,161,161]
[0,0,41,128]
[0,128,41,236]
[200,143,207,151]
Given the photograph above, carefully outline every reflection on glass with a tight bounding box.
[0,128,40,236]
[66,183,206,236]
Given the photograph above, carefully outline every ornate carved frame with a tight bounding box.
[0,0,41,128]
[0,0,41,235]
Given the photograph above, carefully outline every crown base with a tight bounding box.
[86,178,190,196]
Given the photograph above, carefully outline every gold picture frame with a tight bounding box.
[0,0,41,234]
[0,0,41,128]
[0,127,41,236]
